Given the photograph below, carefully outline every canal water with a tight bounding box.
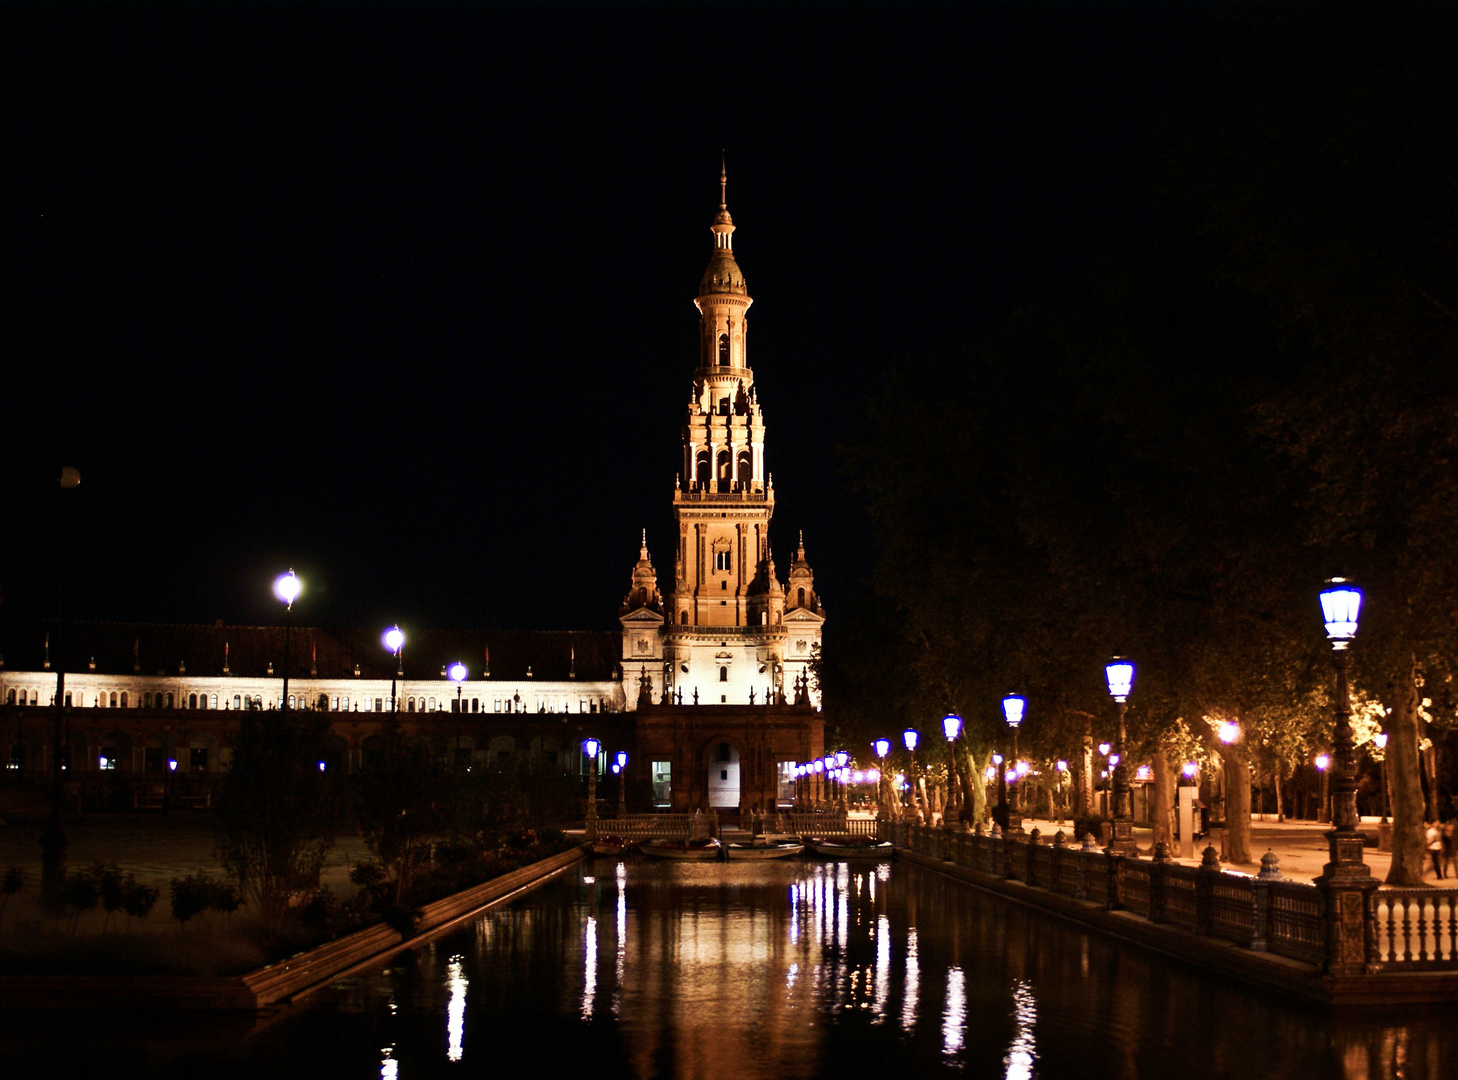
[4,858,1456,1079]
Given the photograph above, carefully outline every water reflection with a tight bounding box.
[2,858,1456,1079]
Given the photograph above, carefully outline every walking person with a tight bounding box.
[1425,820,1445,879]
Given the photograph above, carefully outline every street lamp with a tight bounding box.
[1055,760,1069,823]
[382,626,405,714]
[1314,752,1331,822]
[1317,578,1373,885]
[449,662,468,771]
[941,714,963,825]
[583,737,601,840]
[273,569,301,714]
[1374,732,1390,824]
[1001,694,1025,833]
[874,738,891,819]
[616,750,628,819]
[903,728,920,822]
[41,465,82,907]
[1104,658,1138,855]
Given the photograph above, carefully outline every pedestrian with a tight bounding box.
[1425,820,1445,879]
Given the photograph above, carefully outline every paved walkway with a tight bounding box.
[1013,813,1458,888]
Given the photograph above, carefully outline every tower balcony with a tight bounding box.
[676,482,770,500]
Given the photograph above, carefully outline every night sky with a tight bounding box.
[4,2,1208,636]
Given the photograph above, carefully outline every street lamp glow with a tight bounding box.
[852,770,865,784]
[273,569,301,609]
[318,760,327,772]
[1108,753,1121,767]
[584,737,600,759]
[168,758,177,772]
[873,738,891,759]
[1182,761,1199,779]
[616,750,628,769]
[1105,658,1134,702]
[449,662,467,684]
[383,626,405,653]
[985,765,996,781]
[1098,742,1112,756]
[942,713,962,740]
[865,768,880,783]
[1374,732,1388,750]
[835,750,849,768]
[902,728,919,753]
[1056,760,1068,772]
[1217,721,1241,744]
[1001,694,1026,727]
[1315,753,1330,771]
[814,760,824,773]
[1319,578,1362,647]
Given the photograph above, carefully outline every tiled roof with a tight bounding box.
[0,620,622,682]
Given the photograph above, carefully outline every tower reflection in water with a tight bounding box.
[323,858,1457,1080]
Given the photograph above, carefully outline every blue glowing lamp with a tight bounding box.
[449,662,467,684]
[873,738,891,759]
[835,750,849,768]
[1001,694,1026,728]
[584,737,600,760]
[1105,658,1135,703]
[273,569,301,609]
[1319,578,1362,648]
[942,713,962,740]
[903,728,919,753]
[382,625,405,654]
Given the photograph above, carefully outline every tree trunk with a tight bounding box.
[1274,763,1285,823]
[964,748,988,825]
[1223,750,1252,864]
[1421,734,1440,822]
[1150,750,1175,848]
[1385,656,1427,886]
[1080,718,1094,815]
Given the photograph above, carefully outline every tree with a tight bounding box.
[356,735,450,903]
[215,714,345,926]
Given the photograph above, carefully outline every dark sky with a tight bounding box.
[4,2,1209,635]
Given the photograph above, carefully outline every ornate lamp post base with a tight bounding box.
[1107,818,1139,857]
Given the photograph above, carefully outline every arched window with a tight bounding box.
[211,694,218,709]
[287,695,295,709]
[318,694,329,711]
[680,610,688,624]
[428,698,437,712]
[110,692,118,707]
[5,690,14,704]
[737,451,752,486]
[717,450,731,490]
[120,691,128,707]
[341,696,350,711]
[233,695,241,709]
[165,692,174,709]
[719,666,728,682]
[718,332,730,366]
[189,693,198,709]
[407,698,416,713]
[64,692,72,707]
[798,587,806,607]
[144,692,153,708]
[695,450,711,487]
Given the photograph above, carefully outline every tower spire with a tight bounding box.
[720,151,727,209]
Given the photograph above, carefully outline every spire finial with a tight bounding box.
[720,151,727,209]
[640,528,649,558]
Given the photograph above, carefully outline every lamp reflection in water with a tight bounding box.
[613,862,626,1016]
[1004,981,1038,1080]
[900,927,919,1033]
[446,954,467,1062]
[943,967,966,1058]
[582,915,598,1019]
[874,914,891,1022]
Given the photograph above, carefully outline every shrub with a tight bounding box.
[121,880,160,925]
[59,871,100,933]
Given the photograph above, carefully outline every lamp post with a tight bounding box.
[40,466,81,907]
[835,750,849,811]
[942,714,963,827]
[1318,577,1370,903]
[616,750,628,818]
[1055,760,1069,824]
[583,737,601,840]
[273,569,301,714]
[823,755,837,811]
[1104,659,1138,855]
[874,738,891,820]
[903,728,919,822]
[1374,732,1390,825]
[449,662,467,772]
[382,626,405,715]
[1001,695,1025,834]
[1314,753,1331,823]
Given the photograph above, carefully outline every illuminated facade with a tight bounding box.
[0,171,823,819]
[619,167,826,711]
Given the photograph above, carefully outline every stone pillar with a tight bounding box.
[1194,844,1220,936]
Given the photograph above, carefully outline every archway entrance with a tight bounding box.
[707,740,741,809]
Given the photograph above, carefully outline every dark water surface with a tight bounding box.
[3,859,1455,1079]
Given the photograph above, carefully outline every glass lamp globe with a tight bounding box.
[383,626,405,653]
[1105,658,1134,702]
[1001,694,1026,728]
[902,728,919,753]
[873,738,891,759]
[449,662,467,684]
[942,713,962,740]
[1319,578,1362,646]
[584,737,600,759]
[273,569,301,608]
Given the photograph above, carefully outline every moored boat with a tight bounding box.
[724,838,805,860]
[640,837,724,860]
[801,836,896,860]
[591,834,637,856]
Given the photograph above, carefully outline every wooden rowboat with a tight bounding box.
[724,839,805,860]
[801,836,896,860]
